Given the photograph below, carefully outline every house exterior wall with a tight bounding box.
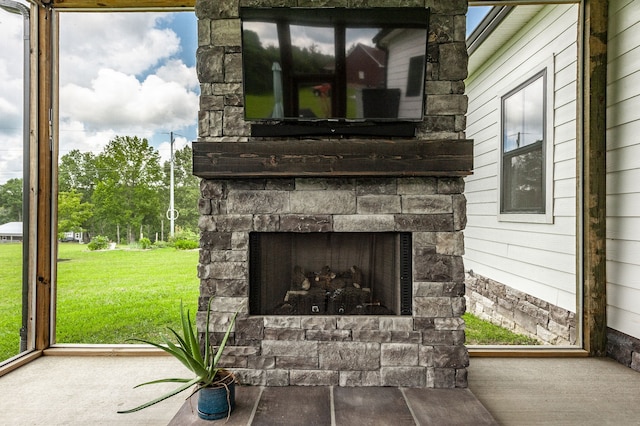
[385,29,428,119]
[464,4,579,343]
[606,0,640,370]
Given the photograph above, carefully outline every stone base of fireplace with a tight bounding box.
[197,177,469,388]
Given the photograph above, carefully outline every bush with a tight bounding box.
[139,237,152,250]
[87,235,110,251]
[168,227,199,250]
[153,240,169,249]
[172,239,199,250]
[169,228,198,244]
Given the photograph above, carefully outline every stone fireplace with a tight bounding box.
[193,0,472,388]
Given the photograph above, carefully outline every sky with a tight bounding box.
[0,4,199,185]
[0,3,492,185]
[244,22,383,56]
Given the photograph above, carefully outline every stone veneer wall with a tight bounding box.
[198,176,469,387]
[607,328,640,373]
[195,0,470,142]
[465,271,577,345]
[194,0,471,388]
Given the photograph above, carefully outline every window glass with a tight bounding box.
[55,12,200,345]
[501,73,545,213]
[503,76,544,152]
[0,2,29,364]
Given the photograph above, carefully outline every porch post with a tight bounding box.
[35,4,55,351]
[580,0,608,356]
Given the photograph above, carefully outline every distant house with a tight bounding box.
[0,221,22,242]
[61,231,83,242]
[345,42,386,88]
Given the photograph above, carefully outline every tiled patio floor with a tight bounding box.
[169,385,497,425]
[2,355,640,425]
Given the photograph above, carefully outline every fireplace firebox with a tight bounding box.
[249,232,412,316]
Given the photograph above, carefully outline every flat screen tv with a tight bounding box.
[240,7,430,137]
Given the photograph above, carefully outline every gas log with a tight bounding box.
[269,265,394,315]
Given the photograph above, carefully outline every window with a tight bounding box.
[500,71,546,214]
[406,55,425,97]
[0,1,31,365]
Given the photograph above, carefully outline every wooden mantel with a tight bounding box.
[193,139,474,178]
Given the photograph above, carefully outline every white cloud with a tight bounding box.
[0,132,23,183]
[156,59,199,90]
[57,12,198,156]
[0,11,198,183]
[58,119,121,157]
[59,13,181,86]
[0,7,26,184]
[157,136,190,165]
[60,68,198,132]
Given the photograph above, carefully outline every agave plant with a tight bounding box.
[118,298,238,414]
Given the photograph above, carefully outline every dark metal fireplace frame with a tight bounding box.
[249,232,413,316]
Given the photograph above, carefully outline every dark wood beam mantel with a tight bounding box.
[193,139,474,178]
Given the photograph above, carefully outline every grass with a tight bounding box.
[1,242,539,362]
[245,86,358,119]
[55,244,199,344]
[0,243,199,362]
[0,244,24,362]
[463,312,540,345]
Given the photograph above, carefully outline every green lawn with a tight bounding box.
[245,86,358,119]
[463,312,540,345]
[56,243,199,344]
[1,242,538,363]
[0,244,24,362]
[0,243,199,361]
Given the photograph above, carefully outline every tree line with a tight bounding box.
[0,135,200,244]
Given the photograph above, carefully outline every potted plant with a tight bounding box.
[118,298,238,420]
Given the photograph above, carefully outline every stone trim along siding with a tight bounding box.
[465,271,577,345]
[607,328,640,373]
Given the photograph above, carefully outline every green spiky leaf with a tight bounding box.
[118,298,238,414]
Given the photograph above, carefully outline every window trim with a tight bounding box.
[497,56,555,224]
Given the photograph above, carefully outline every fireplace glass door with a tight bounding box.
[249,232,411,315]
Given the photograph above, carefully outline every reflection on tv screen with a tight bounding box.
[240,8,429,122]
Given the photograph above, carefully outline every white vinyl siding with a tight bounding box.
[606,0,640,340]
[464,4,578,312]
[384,29,426,119]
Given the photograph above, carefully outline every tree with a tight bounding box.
[0,178,23,223]
[163,144,200,234]
[57,190,93,238]
[92,136,163,243]
[58,150,98,203]
[59,150,100,239]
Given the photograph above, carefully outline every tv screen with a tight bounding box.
[240,7,430,124]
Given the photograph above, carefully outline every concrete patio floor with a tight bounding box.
[0,355,639,425]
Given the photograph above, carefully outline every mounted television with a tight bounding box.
[240,7,430,137]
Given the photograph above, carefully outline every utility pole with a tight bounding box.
[167,132,178,238]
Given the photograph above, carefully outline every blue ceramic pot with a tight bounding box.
[197,380,235,420]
